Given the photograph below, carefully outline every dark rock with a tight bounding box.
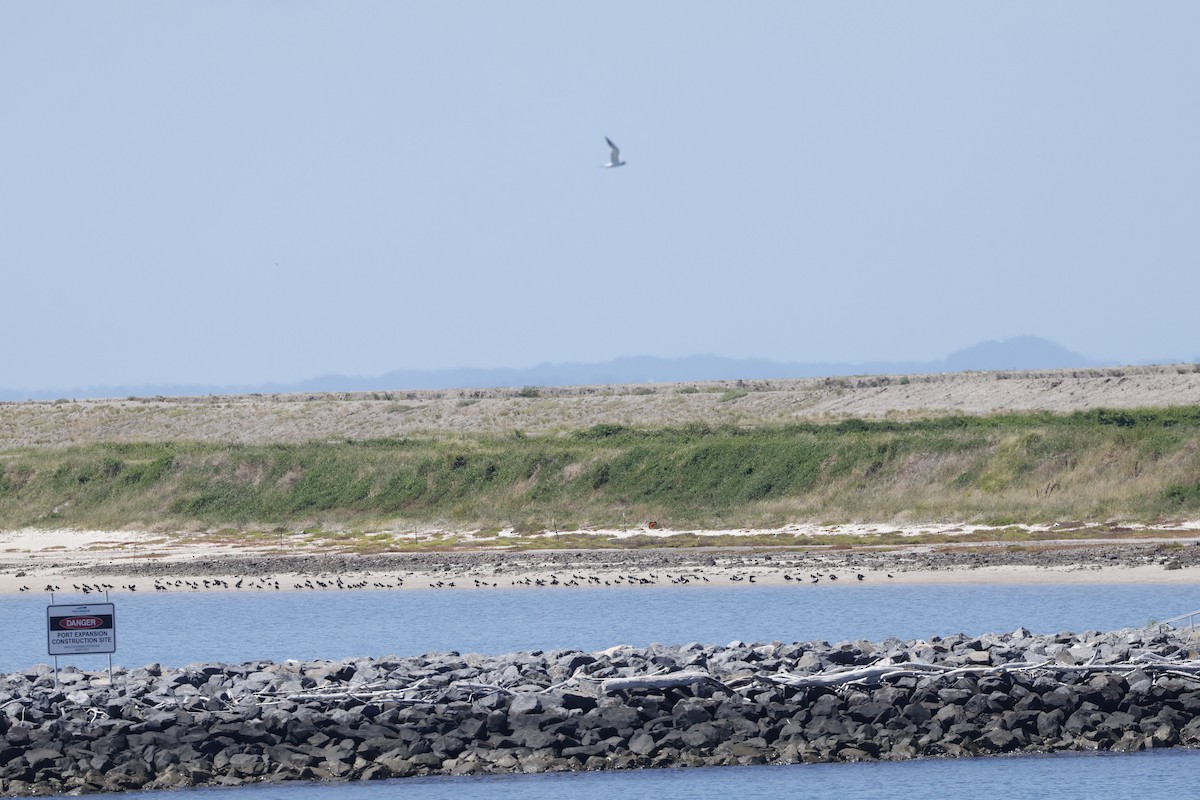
[901,701,932,725]
[627,731,658,756]
[846,700,895,723]
[509,694,543,715]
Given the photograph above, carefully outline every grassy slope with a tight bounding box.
[1,408,1199,532]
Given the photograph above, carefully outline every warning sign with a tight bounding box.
[47,603,116,655]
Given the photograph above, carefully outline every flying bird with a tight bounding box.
[603,137,626,168]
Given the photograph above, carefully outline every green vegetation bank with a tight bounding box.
[1,408,1198,533]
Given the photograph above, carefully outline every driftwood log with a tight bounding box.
[594,670,731,695]
[763,656,1200,689]
[263,655,1200,705]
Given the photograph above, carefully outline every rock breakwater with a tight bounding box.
[4,627,1200,795]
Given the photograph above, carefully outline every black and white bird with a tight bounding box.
[603,137,626,168]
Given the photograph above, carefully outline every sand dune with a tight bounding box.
[1,363,1197,449]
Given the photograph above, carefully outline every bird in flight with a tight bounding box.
[603,137,626,168]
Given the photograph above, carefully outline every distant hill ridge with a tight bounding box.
[0,336,1120,402]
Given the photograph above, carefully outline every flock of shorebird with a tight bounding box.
[22,583,138,594]
[19,569,893,594]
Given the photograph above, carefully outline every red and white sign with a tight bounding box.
[48,603,116,655]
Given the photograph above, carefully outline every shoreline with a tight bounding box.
[4,525,1200,596]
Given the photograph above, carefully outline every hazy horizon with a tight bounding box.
[3,335,1193,400]
[3,3,1197,390]
[2,336,1194,397]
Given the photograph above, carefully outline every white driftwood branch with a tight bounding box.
[245,653,1200,708]
[765,662,943,687]
[450,682,513,696]
[600,670,729,694]
[282,689,425,701]
[763,657,1200,689]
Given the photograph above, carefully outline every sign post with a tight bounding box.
[47,602,116,687]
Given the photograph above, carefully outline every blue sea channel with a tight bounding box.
[5,581,1200,799]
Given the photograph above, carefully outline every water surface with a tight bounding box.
[8,582,1200,800]
[64,749,1200,800]
[5,582,1197,673]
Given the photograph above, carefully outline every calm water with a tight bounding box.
[5,582,1199,674]
[6,582,1200,799]
[46,749,1200,800]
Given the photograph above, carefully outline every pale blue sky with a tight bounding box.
[3,2,1197,390]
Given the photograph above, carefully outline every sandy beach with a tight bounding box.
[4,523,1200,596]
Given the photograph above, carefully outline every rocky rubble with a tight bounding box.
[4,627,1200,795]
